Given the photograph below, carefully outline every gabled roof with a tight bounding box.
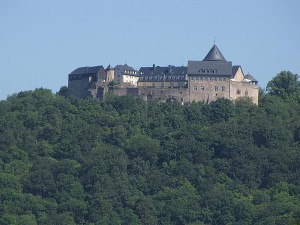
[231,65,244,78]
[187,60,232,76]
[139,65,187,76]
[69,66,104,75]
[114,64,136,72]
[245,73,258,82]
[232,65,240,76]
[139,65,187,82]
[203,44,226,61]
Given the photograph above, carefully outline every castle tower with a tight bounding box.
[187,44,232,103]
[105,64,114,83]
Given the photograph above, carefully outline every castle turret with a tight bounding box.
[203,44,226,61]
[105,64,114,82]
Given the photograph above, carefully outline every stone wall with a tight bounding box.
[68,75,259,105]
[189,77,230,103]
[111,87,139,98]
[230,81,259,104]
[68,78,91,98]
[137,87,189,104]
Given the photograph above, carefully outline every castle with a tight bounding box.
[68,44,259,104]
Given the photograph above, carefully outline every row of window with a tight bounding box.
[190,76,227,81]
[124,70,137,75]
[141,82,186,88]
[198,69,217,74]
[124,75,139,79]
[69,74,96,80]
[193,86,226,92]
[237,89,249,96]
[139,75,186,81]
[140,71,186,75]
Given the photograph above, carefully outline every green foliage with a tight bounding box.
[0,78,300,224]
[267,71,300,100]
[57,86,68,97]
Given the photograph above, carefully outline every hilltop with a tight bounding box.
[0,71,300,224]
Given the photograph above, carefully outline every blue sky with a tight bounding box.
[0,0,299,100]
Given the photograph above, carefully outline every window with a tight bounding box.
[215,86,218,92]
[237,89,241,94]
[223,77,227,81]
[222,86,225,92]
[193,86,198,91]
[201,86,204,91]
[200,77,203,81]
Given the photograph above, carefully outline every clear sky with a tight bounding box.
[1,0,299,100]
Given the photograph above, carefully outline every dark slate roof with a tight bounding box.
[106,64,113,71]
[139,65,187,75]
[245,73,258,82]
[203,44,226,61]
[139,65,188,82]
[232,65,243,78]
[188,60,232,76]
[114,64,136,72]
[232,66,240,76]
[69,66,104,75]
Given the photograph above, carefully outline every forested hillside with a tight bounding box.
[1,71,300,225]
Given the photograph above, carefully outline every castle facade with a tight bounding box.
[68,44,259,104]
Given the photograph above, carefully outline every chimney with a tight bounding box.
[153,64,155,70]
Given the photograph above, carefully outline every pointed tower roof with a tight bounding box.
[203,44,226,61]
[106,64,113,71]
[245,73,258,82]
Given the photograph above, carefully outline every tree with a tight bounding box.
[57,86,68,97]
[266,71,300,100]
[125,134,161,164]
[204,98,235,123]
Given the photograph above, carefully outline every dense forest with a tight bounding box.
[0,71,300,225]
